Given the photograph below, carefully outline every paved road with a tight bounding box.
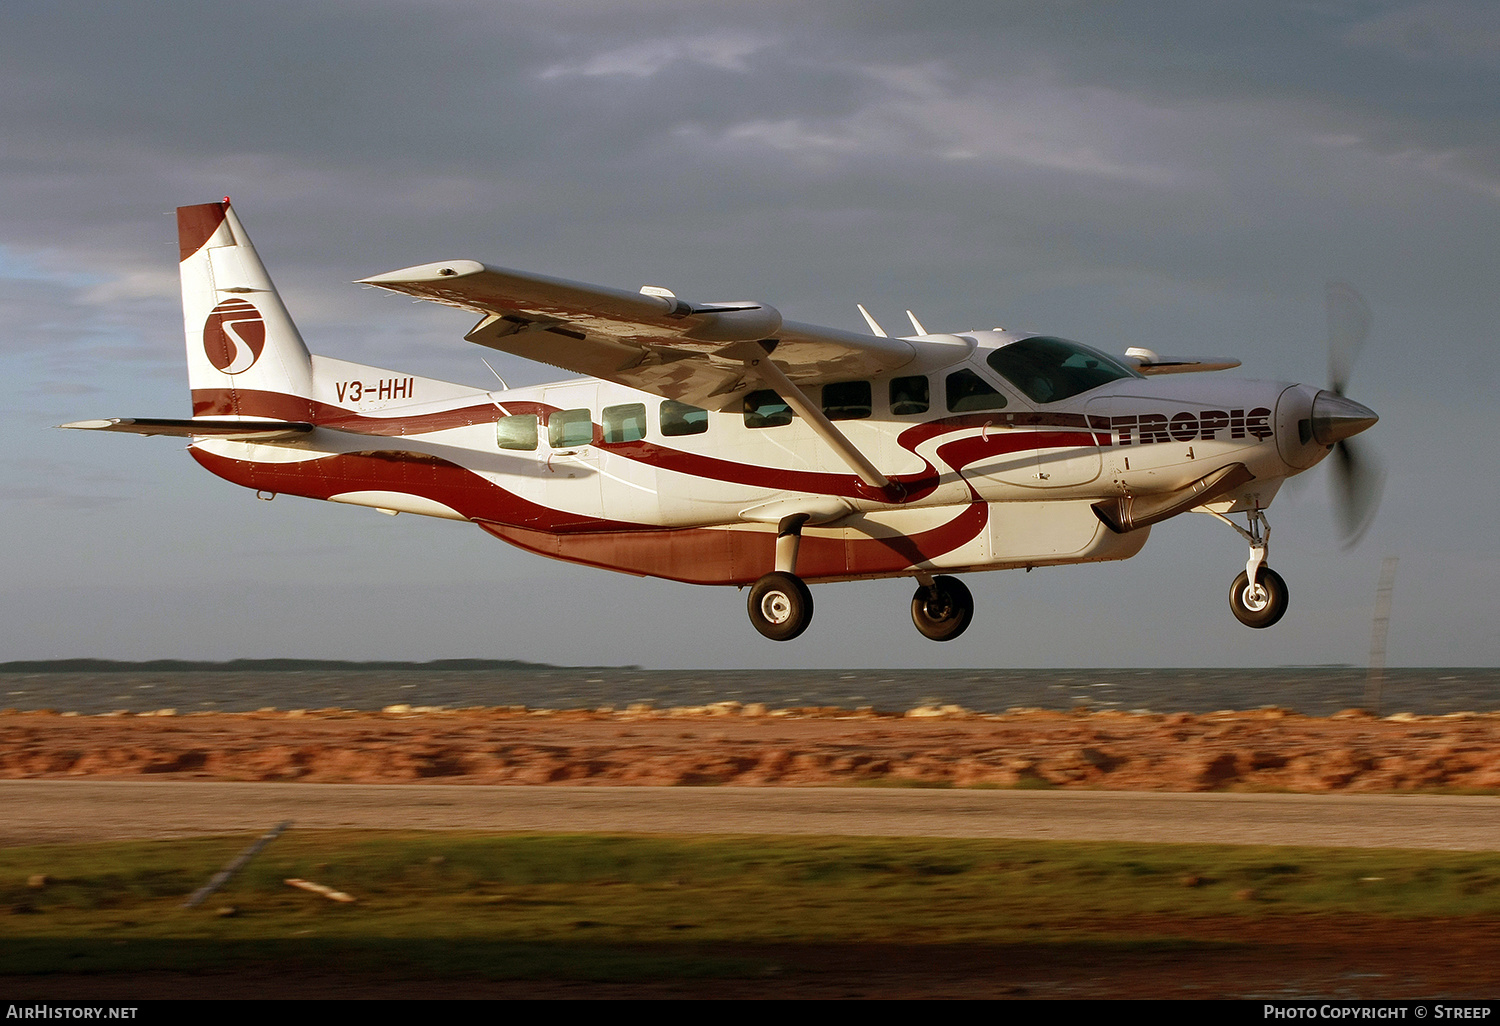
[3,780,1498,850]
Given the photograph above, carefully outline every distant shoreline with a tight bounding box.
[3,664,1495,717]
[4,660,1492,674]
[0,658,634,674]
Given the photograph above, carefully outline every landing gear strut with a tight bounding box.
[910,574,974,641]
[747,514,815,641]
[1205,508,1289,629]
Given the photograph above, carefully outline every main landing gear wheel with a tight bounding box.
[1229,567,1288,629]
[911,575,974,642]
[748,572,814,641]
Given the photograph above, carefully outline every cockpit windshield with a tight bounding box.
[985,335,1142,404]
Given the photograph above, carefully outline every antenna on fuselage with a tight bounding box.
[856,304,888,337]
[906,310,928,335]
[479,357,510,392]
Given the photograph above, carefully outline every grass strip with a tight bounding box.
[4,832,1499,979]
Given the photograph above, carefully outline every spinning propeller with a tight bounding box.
[1320,282,1384,547]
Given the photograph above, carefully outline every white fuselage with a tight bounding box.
[189,330,1319,586]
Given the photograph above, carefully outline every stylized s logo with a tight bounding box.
[203,298,266,375]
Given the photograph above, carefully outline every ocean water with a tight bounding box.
[1,666,1497,717]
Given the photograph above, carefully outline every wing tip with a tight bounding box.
[357,259,487,286]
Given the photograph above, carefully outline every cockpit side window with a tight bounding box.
[985,336,1141,404]
[945,368,1008,413]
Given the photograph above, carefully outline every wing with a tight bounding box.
[358,261,923,408]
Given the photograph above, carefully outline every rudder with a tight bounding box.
[178,200,314,421]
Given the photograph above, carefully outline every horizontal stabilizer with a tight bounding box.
[60,418,314,440]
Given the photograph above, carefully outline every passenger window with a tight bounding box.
[744,389,793,428]
[821,380,871,421]
[889,375,929,416]
[548,408,594,448]
[602,403,647,443]
[660,400,708,437]
[496,413,538,451]
[946,368,1008,413]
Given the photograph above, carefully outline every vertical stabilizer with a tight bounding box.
[178,200,314,420]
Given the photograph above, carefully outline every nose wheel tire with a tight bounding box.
[911,575,974,641]
[1229,567,1288,629]
[748,572,814,641]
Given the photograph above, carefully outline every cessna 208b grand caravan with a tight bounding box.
[66,200,1382,642]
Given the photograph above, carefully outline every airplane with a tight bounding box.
[63,199,1382,642]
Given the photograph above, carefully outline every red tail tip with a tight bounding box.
[222,196,232,205]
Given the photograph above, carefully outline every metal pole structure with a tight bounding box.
[183,820,292,908]
[1365,556,1398,715]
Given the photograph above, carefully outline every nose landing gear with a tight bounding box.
[1205,508,1289,629]
[1229,566,1288,628]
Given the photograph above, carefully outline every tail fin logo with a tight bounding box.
[203,298,267,375]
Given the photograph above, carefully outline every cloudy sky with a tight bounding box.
[3,0,1496,669]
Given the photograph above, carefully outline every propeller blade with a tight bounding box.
[1326,281,1371,395]
[1331,436,1385,548]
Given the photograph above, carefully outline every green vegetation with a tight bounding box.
[3,832,1499,979]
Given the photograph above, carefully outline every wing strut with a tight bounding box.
[745,348,902,502]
